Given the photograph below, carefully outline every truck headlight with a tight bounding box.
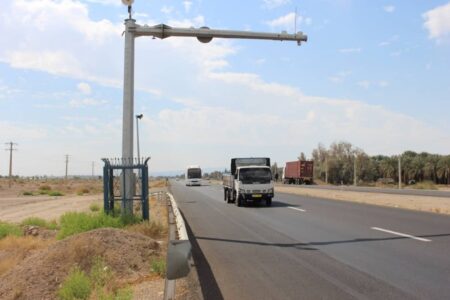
[269,188,274,193]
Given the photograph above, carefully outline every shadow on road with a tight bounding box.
[183,213,224,300]
[195,236,317,251]
[239,200,303,209]
[195,233,450,250]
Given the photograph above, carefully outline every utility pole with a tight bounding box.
[353,155,357,186]
[398,155,402,189]
[65,155,69,180]
[5,142,17,186]
[119,1,308,217]
[325,156,328,184]
[92,161,95,177]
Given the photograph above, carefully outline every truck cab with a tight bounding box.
[235,166,274,206]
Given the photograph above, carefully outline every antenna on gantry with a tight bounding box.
[121,0,134,19]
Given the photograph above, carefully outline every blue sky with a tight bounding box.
[1,0,449,176]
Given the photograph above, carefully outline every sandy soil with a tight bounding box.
[276,186,450,215]
[0,194,102,223]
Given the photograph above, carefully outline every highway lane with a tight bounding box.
[277,183,450,198]
[169,180,450,299]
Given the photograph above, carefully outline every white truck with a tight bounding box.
[223,157,274,207]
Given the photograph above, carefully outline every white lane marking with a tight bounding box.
[371,227,431,242]
[288,206,306,212]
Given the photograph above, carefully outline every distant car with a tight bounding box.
[408,179,416,185]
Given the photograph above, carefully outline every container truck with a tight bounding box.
[223,157,274,207]
[283,160,314,184]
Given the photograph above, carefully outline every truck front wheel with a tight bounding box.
[236,194,243,207]
[265,198,272,207]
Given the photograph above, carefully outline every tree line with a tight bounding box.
[311,142,450,185]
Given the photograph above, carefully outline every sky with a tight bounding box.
[1,0,450,176]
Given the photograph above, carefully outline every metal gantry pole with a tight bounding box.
[121,18,137,216]
[398,155,402,189]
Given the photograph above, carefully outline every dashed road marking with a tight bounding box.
[371,227,431,242]
[288,206,306,212]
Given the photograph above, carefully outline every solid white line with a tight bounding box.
[288,206,306,212]
[371,227,431,242]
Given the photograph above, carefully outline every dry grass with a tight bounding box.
[126,221,167,240]
[150,180,168,188]
[0,236,52,276]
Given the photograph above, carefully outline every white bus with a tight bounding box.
[185,165,202,186]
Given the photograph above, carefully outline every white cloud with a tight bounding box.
[161,6,174,14]
[357,80,389,89]
[378,81,389,88]
[83,0,120,6]
[378,35,399,47]
[329,71,351,83]
[69,98,107,107]
[383,5,395,13]
[390,50,402,57]
[263,0,291,9]
[266,12,310,32]
[0,121,48,140]
[77,82,92,95]
[255,58,266,65]
[423,2,450,42]
[357,80,371,89]
[338,48,362,54]
[183,1,193,13]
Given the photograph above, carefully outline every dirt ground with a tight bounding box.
[0,178,174,300]
[0,228,161,300]
[276,185,450,215]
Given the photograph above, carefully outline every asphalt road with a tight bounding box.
[278,183,450,198]
[170,180,450,300]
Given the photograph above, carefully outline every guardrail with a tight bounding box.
[158,192,192,300]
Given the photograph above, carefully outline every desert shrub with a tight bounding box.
[57,212,118,239]
[90,257,113,288]
[57,212,134,239]
[39,185,51,191]
[23,191,33,196]
[0,222,22,239]
[58,267,91,300]
[150,257,166,278]
[21,217,48,228]
[89,203,100,212]
[126,221,166,239]
[20,217,58,230]
[48,191,64,196]
[411,181,438,190]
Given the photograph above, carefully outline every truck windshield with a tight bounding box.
[239,168,271,184]
[187,168,201,179]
